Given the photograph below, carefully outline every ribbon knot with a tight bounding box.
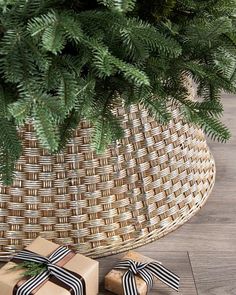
[114,259,180,295]
[128,260,148,275]
[12,246,85,295]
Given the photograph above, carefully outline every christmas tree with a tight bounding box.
[0,0,235,184]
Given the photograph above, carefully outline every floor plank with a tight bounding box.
[189,252,236,295]
[138,223,236,252]
[189,198,236,224]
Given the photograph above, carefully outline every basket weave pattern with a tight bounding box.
[0,104,215,260]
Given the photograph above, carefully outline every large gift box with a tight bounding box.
[105,251,180,295]
[0,237,99,295]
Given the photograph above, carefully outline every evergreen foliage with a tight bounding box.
[10,261,47,277]
[0,0,235,184]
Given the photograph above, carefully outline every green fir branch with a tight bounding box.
[33,104,59,152]
[0,0,235,184]
[10,261,47,278]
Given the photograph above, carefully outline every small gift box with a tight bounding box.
[105,251,180,295]
[0,237,99,295]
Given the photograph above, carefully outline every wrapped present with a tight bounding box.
[105,251,180,295]
[0,237,99,295]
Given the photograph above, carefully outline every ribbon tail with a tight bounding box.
[146,262,180,292]
[123,271,138,295]
[138,269,154,291]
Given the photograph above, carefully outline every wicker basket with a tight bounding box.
[0,100,215,261]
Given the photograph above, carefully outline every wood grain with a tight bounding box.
[189,252,236,295]
[139,225,236,252]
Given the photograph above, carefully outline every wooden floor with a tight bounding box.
[98,93,236,295]
[1,94,235,294]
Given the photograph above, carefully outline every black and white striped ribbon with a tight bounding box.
[12,246,84,295]
[114,259,180,295]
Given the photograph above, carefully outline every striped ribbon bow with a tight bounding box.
[12,246,85,295]
[114,259,180,295]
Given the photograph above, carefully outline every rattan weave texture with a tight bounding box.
[0,103,215,260]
